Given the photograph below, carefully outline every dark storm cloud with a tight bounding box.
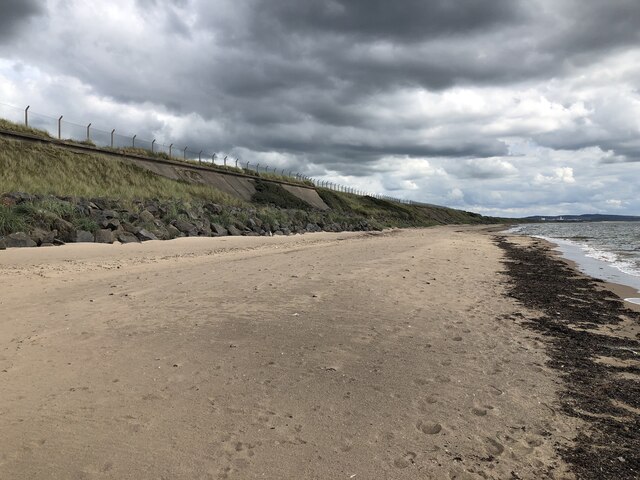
[262,0,526,41]
[1,0,640,215]
[550,0,640,56]
[0,0,44,42]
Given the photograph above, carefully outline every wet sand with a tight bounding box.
[0,227,583,479]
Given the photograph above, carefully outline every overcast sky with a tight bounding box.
[1,0,639,216]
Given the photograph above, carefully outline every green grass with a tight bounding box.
[0,118,311,188]
[0,118,53,139]
[0,204,27,235]
[0,137,246,206]
[317,188,499,227]
[0,120,506,236]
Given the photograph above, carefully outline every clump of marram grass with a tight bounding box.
[0,118,53,139]
[0,204,27,235]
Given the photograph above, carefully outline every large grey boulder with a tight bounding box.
[121,222,140,234]
[150,226,170,240]
[211,223,228,236]
[94,229,115,244]
[0,237,7,249]
[227,225,243,236]
[173,219,198,236]
[136,229,158,242]
[204,203,223,215]
[30,228,55,246]
[5,232,37,248]
[117,232,139,244]
[166,225,181,239]
[75,230,94,243]
[100,219,121,230]
[52,218,76,243]
[138,210,156,224]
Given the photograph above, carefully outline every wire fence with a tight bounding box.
[0,101,422,205]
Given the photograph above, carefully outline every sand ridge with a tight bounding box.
[0,227,578,479]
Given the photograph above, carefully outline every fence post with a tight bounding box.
[199,150,202,163]
[235,158,238,168]
[169,143,173,157]
[183,146,187,160]
[212,154,216,164]
[224,155,227,166]
[24,106,29,127]
[111,129,115,148]
[58,115,63,139]
[256,163,260,173]
[86,123,91,141]
[151,139,156,153]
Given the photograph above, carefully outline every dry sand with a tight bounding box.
[0,227,579,479]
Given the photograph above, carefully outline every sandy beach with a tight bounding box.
[1,226,636,479]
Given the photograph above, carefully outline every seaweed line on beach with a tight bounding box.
[495,236,640,480]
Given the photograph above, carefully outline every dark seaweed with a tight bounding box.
[495,236,640,480]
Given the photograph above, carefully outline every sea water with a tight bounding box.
[508,222,640,305]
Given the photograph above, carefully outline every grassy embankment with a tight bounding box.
[0,130,502,238]
[0,118,313,187]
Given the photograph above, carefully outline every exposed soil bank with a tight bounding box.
[496,235,640,480]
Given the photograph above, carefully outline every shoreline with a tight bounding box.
[527,235,640,314]
[494,233,640,480]
[505,228,640,310]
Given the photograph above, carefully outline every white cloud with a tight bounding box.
[533,167,576,185]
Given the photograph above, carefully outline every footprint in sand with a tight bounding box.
[471,407,487,416]
[393,452,417,469]
[485,437,504,456]
[416,420,442,434]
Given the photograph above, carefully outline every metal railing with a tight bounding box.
[1,101,423,205]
